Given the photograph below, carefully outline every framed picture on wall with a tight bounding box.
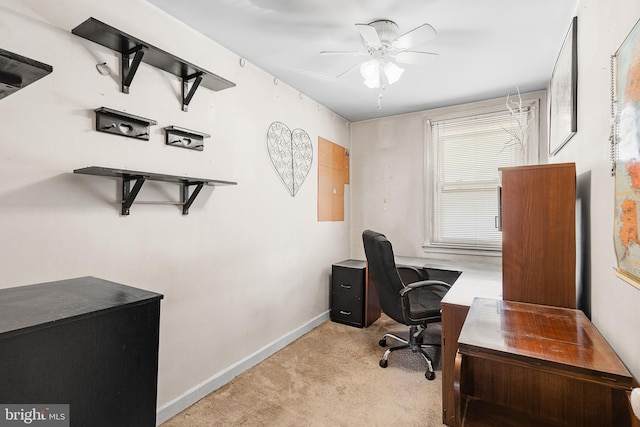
[549,16,578,156]
[613,16,640,289]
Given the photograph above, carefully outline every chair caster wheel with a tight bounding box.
[379,338,387,347]
[426,371,435,380]
[379,359,388,368]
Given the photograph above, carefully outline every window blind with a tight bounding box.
[430,109,530,250]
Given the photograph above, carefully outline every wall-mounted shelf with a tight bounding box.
[71,17,235,111]
[0,48,52,100]
[95,107,157,140]
[164,126,210,151]
[74,166,237,215]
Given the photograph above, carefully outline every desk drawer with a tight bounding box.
[331,264,365,297]
[330,292,363,327]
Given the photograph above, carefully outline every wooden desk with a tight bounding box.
[386,257,502,426]
[437,261,502,426]
[388,257,502,426]
[455,298,633,427]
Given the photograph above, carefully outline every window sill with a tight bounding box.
[422,244,502,260]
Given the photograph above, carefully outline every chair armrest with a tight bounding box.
[397,265,429,282]
[399,280,451,297]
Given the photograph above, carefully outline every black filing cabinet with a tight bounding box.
[331,259,380,328]
[0,276,163,427]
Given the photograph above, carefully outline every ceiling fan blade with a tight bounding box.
[335,61,364,79]
[320,50,368,56]
[394,51,439,65]
[355,23,381,49]
[393,23,437,50]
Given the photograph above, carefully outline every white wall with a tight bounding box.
[552,0,640,378]
[350,0,640,380]
[350,111,428,258]
[350,91,546,263]
[0,0,350,419]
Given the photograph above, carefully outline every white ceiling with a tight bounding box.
[147,0,577,122]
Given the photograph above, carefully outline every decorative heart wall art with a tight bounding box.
[267,121,313,197]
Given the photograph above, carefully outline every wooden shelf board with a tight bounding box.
[74,166,237,186]
[461,397,567,427]
[0,48,52,99]
[71,17,235,92]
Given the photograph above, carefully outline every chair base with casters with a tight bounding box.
[378,324,440,380]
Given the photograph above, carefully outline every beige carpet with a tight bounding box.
[161,314,445,426]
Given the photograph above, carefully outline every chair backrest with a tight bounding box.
[362,230,406,324]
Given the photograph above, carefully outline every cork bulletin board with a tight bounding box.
[318,137,349,221]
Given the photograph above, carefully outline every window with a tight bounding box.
[426,97,539,253]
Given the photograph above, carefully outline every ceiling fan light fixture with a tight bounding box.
[383,61,404,85]
[360,59,381,88]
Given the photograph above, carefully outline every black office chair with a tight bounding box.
[362,229,451,380]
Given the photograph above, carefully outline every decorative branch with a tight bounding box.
[502,87,530,154]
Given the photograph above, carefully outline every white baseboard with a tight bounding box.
[156,310,330,425]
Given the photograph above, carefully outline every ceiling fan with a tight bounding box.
[321,19,439,89]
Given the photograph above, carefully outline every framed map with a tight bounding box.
[614,17,640,286]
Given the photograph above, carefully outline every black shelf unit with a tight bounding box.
[0,276,163,427]
[71,17,235,111]
[0,48,52,100]
[95,107,157,140]
[164,125,210,151]
[74,166,237,215]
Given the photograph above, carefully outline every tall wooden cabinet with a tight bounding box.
[500,163,576,308]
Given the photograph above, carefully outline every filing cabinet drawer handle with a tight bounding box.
[339,310,352,315]
[340,284,352,289]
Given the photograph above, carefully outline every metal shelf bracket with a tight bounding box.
[121,45,147,94]
[182,72,204,112]
[182,182,204,215]
[122,174,146,215]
